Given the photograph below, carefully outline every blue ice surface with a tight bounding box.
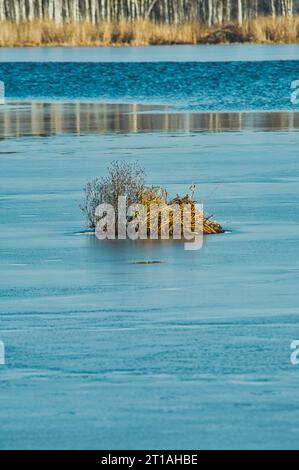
[0,44,299,62]
[1,119,299,449]
[1,44,299,449]
[0,59,299,111]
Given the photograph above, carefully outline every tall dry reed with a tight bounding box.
[0,17,298,47]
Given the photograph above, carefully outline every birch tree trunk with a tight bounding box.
[237,0,243,25]
[0,0,5,22]
[0,0,296,25]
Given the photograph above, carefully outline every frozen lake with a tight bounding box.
[1,103,299,449]
[0,44,299,62]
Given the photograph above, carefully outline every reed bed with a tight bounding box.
[140,190,223,236]
[0,16,298,47]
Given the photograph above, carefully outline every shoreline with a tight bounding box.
[0,17,298,47]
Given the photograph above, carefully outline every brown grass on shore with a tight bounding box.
[0,16,298,47]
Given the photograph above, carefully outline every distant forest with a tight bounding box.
[0,0,298,25]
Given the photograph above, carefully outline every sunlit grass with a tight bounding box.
[0,17,298,46]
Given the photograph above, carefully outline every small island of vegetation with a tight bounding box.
[82,161,223,240]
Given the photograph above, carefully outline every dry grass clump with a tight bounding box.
[0,16,298,46]
[140,190,223,236]
[169,194,223,235]
[82,161,223,237]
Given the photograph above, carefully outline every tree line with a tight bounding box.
[0,0,297,25]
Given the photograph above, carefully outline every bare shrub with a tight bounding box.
[82,161,145,228]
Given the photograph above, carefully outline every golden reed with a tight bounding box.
[0,17,298,47]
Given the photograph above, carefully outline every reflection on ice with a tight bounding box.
[0,102,299,138]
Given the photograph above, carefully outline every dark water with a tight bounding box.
[1,61,299,111]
